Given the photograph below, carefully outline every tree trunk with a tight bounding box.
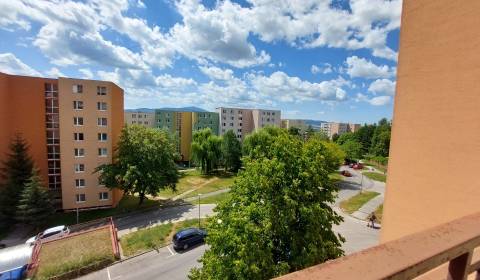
[139,192,145,205]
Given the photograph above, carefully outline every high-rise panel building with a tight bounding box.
[152,110,219,162]
[320,122,360,138]
[0,72,124,210]
[217,107,281,140]
[281,119,308,131]
[124,111,155,127]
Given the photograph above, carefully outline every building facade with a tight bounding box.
[381,0,480,242]
[217,107,281,140]
[124,111,155,127]
[153,110,219,162]
[320,122,361,138]
[0,72,123,210]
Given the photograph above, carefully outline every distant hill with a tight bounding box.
[125,106,208,113]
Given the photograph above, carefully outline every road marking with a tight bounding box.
[167,245,176,256]
[107,268,111,280]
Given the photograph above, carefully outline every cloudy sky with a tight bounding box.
[0,0,401,123]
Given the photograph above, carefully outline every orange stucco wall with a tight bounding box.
[381,0,480,242]
[110,83,124,206]
[0,73,55,184]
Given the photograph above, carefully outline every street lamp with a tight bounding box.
[198,193,201,229]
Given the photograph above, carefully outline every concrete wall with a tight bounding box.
[0,73,54,184]
[58,78,122,210]
[381,0,480,242]
[124,112,154,127]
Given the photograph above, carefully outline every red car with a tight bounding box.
[353,163,364,170]
[341,170,352,177]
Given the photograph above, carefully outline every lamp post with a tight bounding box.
[198,193,201,228]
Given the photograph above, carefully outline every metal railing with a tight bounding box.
[276,212,480,280]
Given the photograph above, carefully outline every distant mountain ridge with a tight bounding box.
[125,106,208,113]
[303,119,326,128]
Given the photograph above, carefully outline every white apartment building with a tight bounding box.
[217,107,281,140]
[124,111,155,127]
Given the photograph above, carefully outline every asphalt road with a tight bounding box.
[78,171,380,280]
[79,244,206,280]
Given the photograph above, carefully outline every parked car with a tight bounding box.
[25,225,70,245]
[341,170,352,177]
[353,163,364,170]
[172,228,207,251]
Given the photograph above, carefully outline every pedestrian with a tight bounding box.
[368,212,377,228]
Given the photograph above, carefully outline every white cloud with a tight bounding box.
[78,68,94,79]
[199,66,234,81]
[368,79,396,95]
[45,67,64,78]
[0,53,41,76]
[311,63,333,74]
[356,93,391,106]
[345,56,395,79]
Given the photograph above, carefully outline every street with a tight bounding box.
[79,244,206,280]
[78,169,382,280]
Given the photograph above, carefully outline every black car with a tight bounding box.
[172,228,207,250]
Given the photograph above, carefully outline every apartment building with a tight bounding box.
[320,122,360,138]
[124,111,155,127]
[0,72,123,210]
[217,107,281,140]
[153,110,219,162]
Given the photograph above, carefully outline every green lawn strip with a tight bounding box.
[184,176,235,198]
[120,218,208,257]
[329,172,343,183]
[193,192,231,205]
[120,223,174,256]
[157,169,213,199]
[35,227,115,279]
[340,191,380,214]
[374,204,383,224]
[362,172,387,183]
[46,195,166,227]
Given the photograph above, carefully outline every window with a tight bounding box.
[74,117,84,126]
[97,102,107,111]
[97,86,107,95]
[231,117,234,120]
[74,133,84,141]
[237,129,242,132]
[73,84,83,93]
[74,148,85,157]
[132,114,136,118]
[138,115,142,118]
[74,164,85,173]
[76,194,86,203]
[272,112,275,116]
[230,123,233,126]
[47,131,60,145]
[75,179,85,188]
[73,101,84,110]
[144,121,148,125]
[97,118,107,126]
[98,133,107,141]
[99,192,109,200]
[239,117,242,120]
[98,148,107,157]
[239,123,242,126]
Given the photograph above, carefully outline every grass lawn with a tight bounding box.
[35,227,115,279]
[184,176,235,198]
[340,191,380,214]
[329,172,343,183]
[46,195,166,227]
[374,204,383,223]
[120,218,208,256]
[362,172,387,183]
[158,169,235,199]
[193,192,231,205]
[120,223,174,256]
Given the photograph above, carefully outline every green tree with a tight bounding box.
[287,126,301,136]
[0,134,35,223]
[340,139,363,161]
[331,133,340,142]
[335,132,356,145]
[16,169,55,228]
[370,118,391,157]
[221,130,242,172]
[95,125,179,205]
[354,124,376,155]
[190,129,344,280]
[191,128,223,174]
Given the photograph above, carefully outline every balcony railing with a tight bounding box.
[276,212,480,280]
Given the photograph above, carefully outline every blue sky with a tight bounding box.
[0,0,402,123]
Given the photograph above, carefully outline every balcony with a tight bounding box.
[276,212,480,280]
